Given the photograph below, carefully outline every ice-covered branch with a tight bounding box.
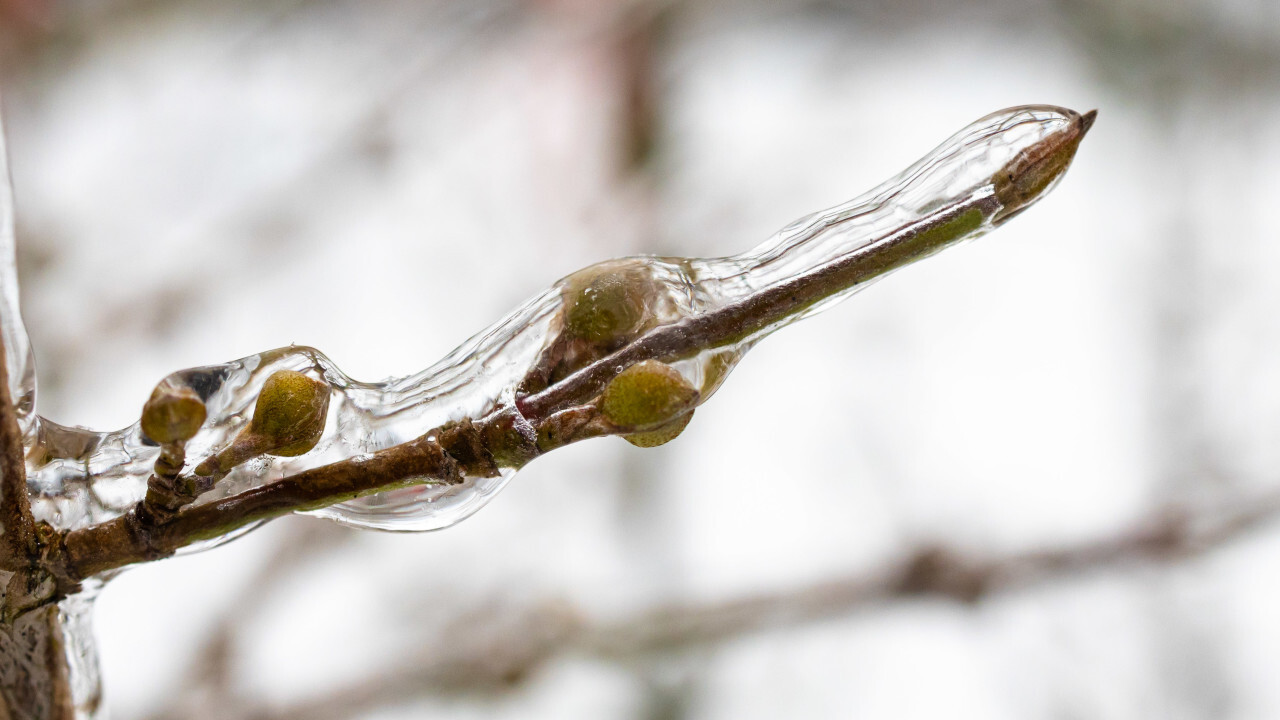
[0,104,87,720]
[0,309,34,572]
[43,105,1093,581]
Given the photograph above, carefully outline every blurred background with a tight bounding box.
[2,0,1279,717]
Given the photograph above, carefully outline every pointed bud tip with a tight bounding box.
[991,106,1096,223]
[1079,109,1098,136]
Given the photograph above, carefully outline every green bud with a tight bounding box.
[563,261,655,346]
[248,370,331,457]
[600,360,698,432]
[140,379,207,444]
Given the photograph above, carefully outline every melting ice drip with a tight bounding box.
[6,106,1086,548]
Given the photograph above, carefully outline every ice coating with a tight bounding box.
[0,111,37,429]
[14,106,1089,540]
[60,587,103,718]
[698,105,1081,310]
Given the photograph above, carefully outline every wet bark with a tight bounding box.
[0,604,75,720]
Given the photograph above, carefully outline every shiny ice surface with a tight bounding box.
[6,106,1081,539]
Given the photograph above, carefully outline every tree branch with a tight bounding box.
[64,430,464,578]
[54,105,1094,581]
[57,193,1017,579]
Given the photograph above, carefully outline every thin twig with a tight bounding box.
[64,403,598,578]
[58,105,1094,581]
[63,432,462,577]
[61,198,1002,578]
[517,195,1000,419]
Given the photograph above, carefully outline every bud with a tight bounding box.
[563,260,655,346]
[248,370,331,457]
[600,360,698,433]
[193,369,331,478]
[141,378,207,444]
[993,108,1095,223]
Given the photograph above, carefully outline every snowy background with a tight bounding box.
[3,0,1280,717]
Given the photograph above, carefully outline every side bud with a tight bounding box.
[194,369,331,478]
[141,378,207,444]
[248,369,331,457]
[600,360,698,447]
[563,260,656,346]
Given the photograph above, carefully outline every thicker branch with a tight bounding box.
[0,318,34,568]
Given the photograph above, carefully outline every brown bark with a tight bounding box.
[0,300,34,570]
[0,603,75,720]
[0,226,73,719]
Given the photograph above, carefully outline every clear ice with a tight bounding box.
[7,106,1081,544]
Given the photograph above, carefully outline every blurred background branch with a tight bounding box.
[142,484,1280,720]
